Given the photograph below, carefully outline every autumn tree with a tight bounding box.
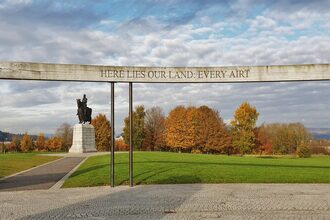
[143,106,166,151]
[115,138,129,151]
[231,102,259,155]
[289,123,311,153]
[297,142,311,158]
[255,124,273,155]
[263,123,311,154]
[46,136,63,152]
[309,139,330,155]
[35,133,47,151]
[165,106,197,152]
[8,135,21,152]
[123,105,146,150]
[55,123,73,151]
[1,142,7,153]
[20,132,33,152]
[91,114,111,151]
[194,106,232,154]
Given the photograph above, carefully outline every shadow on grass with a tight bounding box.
[69,163,109,178]
[70,159,330,180]
[134,167,175,185]
[124,161,330,169]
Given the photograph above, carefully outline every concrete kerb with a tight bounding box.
[41,151,110,158]
[1,152,119,190]
[50,157,88,190]
[48,152,127,190]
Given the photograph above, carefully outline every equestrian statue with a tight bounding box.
[76,94,92,124]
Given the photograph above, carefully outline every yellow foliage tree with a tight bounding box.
[231,102,259,155]
[20,132,33,152]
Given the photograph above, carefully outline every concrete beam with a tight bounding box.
[0,62,329,83]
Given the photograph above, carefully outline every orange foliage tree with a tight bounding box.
[165,106,197,152]
[46,136,64,152]
[35,133,46,151]
[254,125,273,155]
[115,138,129,151]
[20,132,33,152]
[194,106,232,154]
[91,114,111,151]
[166,105,232,153]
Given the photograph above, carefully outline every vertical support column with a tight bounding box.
[129,82,134,187]
[111,82,115,187]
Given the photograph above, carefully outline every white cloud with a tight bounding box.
[0,0,32,9]
[0,1,329,135]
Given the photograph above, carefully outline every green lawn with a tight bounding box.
[0,153,61,178]
[63,152,330,187]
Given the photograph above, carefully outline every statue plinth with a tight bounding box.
[69,124,97,153]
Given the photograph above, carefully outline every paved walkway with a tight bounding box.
[0,184,329,219]
[0,157,85,191]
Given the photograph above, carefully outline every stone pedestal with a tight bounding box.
[69,124,97,153]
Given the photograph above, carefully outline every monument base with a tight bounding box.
[69,124,97,153]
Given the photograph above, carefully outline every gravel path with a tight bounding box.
[0,184,329,219]
[0,157,85,191]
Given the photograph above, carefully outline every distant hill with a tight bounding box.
[0,130,38,142]
[309,128,330,140]
[0,130,13,142]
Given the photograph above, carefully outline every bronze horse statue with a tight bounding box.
[76,99,92,124]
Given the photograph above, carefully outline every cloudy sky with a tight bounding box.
[0,0,329,135]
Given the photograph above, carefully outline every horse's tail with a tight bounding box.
[88,107,92,122]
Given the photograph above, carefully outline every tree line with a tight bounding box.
[1,102,329,156]
[119,102,328,156]
[0,123,73,153]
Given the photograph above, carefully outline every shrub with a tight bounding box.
[1,143,7,153]
[310,145,329,155]
[115,139,129,151]
[297,143,311,158]
[191,149,202,154]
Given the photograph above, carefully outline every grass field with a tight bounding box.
[63,152,330,187]
[0,153,61,178]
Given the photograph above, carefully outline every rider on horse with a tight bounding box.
[82,94,88,118]
[76,94,92,124]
